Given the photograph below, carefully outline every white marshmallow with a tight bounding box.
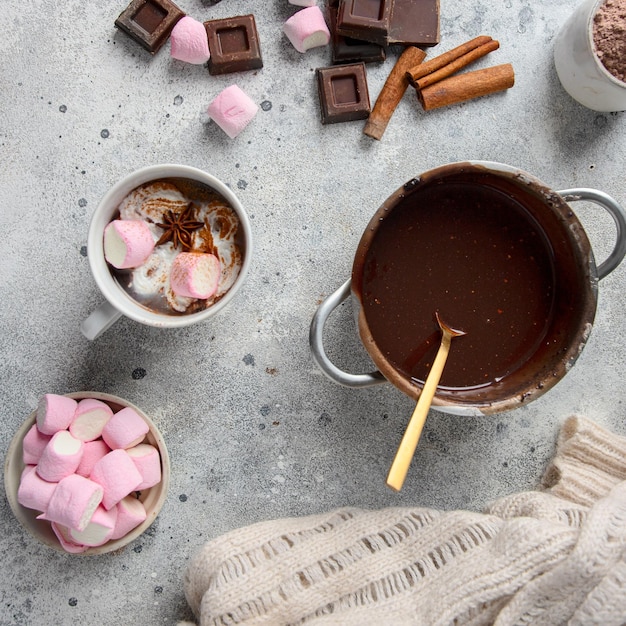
[68,505,118,547]
[101,407,149,450]
[104,219,155,269]
[170,252,221,299]
[126,444,162,490]
[207,85,259,138]
[90,449,143,510]
[22,424,51,465]
[171,16,210,64]
[17,466,57,512]
[70,398,113,442]
[36,394,77,436]
[41,473,103,531]
[75,439,111,478]
[111,495,147,540]
[283,6,330,53]
[36,430,84,482]
[51,523,89,553]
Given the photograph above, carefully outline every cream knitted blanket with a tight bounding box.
[182,416,626,625]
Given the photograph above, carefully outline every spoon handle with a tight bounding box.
[386,333,452,492]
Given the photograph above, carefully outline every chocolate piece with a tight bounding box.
[329,6,386,64]
[336,0,392,47]
[115,0,185,54]
[388,0,439,46]
[316,63,371,124]
[204,14,263,75]
[336,0,440,47]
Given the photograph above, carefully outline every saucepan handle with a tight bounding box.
[558,188,626,280]
[309,279,386,388]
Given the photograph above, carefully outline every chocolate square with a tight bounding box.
[329,6,385,64]
[336,0,392,47]
[316,63,371,124]
[115,0,185,54]
[204,14,263,75]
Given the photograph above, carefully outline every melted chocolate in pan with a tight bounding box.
[361,181,557,389]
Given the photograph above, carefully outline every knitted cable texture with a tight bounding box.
[182,416,626,625]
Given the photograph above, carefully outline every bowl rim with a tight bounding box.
[4,391,170,555]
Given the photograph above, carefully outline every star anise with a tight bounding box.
[156,203,204,251]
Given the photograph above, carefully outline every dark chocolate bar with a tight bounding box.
[115,0,185,54]
[336,0,440,47]
[316,63,371,124]
[204,14,263,75]
[329,5,386,64]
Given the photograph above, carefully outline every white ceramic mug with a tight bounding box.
[554,0,626,112]
[81,164,253,340]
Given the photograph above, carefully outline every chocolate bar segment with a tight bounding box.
[336,0,440,47]
[388,0,440,46]
[115,0,185,54]
[336,0,392,47]
[329,5,386,64]
[204,14,263,75]
[316,63,371,124]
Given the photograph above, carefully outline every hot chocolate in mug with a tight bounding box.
[82,164,253,340]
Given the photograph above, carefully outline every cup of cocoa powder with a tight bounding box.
[554,0,626,111]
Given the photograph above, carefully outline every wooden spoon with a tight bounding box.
[386,313,466,492]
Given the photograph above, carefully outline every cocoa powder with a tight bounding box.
[593,0,626,82]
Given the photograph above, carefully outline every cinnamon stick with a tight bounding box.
[363,46,426,141]
[406,35,493,86]
[417,63,515,111]
[415,40,500,91]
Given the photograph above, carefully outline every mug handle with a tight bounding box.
[558,188,626,279]
[80,301,122,341]
[309,279,386,388]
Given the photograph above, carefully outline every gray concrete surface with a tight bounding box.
[2,0,626,624]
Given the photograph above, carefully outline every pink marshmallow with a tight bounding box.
[22,424,51,465]
[207,85,259,138]
[171,16,210,64]
[126,444,162,490]
[68,505,118,547]
[36,430,84,482]
[17,466,57,512]
[170,252,220,299]
[104,219,155,270]
[76,439,111,478]
[283,6,330,53]
[111,495,147,540]
[36,394,77,435]
[41,473,103,531]
[51,523,89,553]
[70,398,113,442]
[101,407,149,450]
[90,449,143,510]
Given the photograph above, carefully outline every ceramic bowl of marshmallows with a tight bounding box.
[4,392,169,555]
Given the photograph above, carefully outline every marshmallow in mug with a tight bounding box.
[103,219,155,269]
[170,252,221,299]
